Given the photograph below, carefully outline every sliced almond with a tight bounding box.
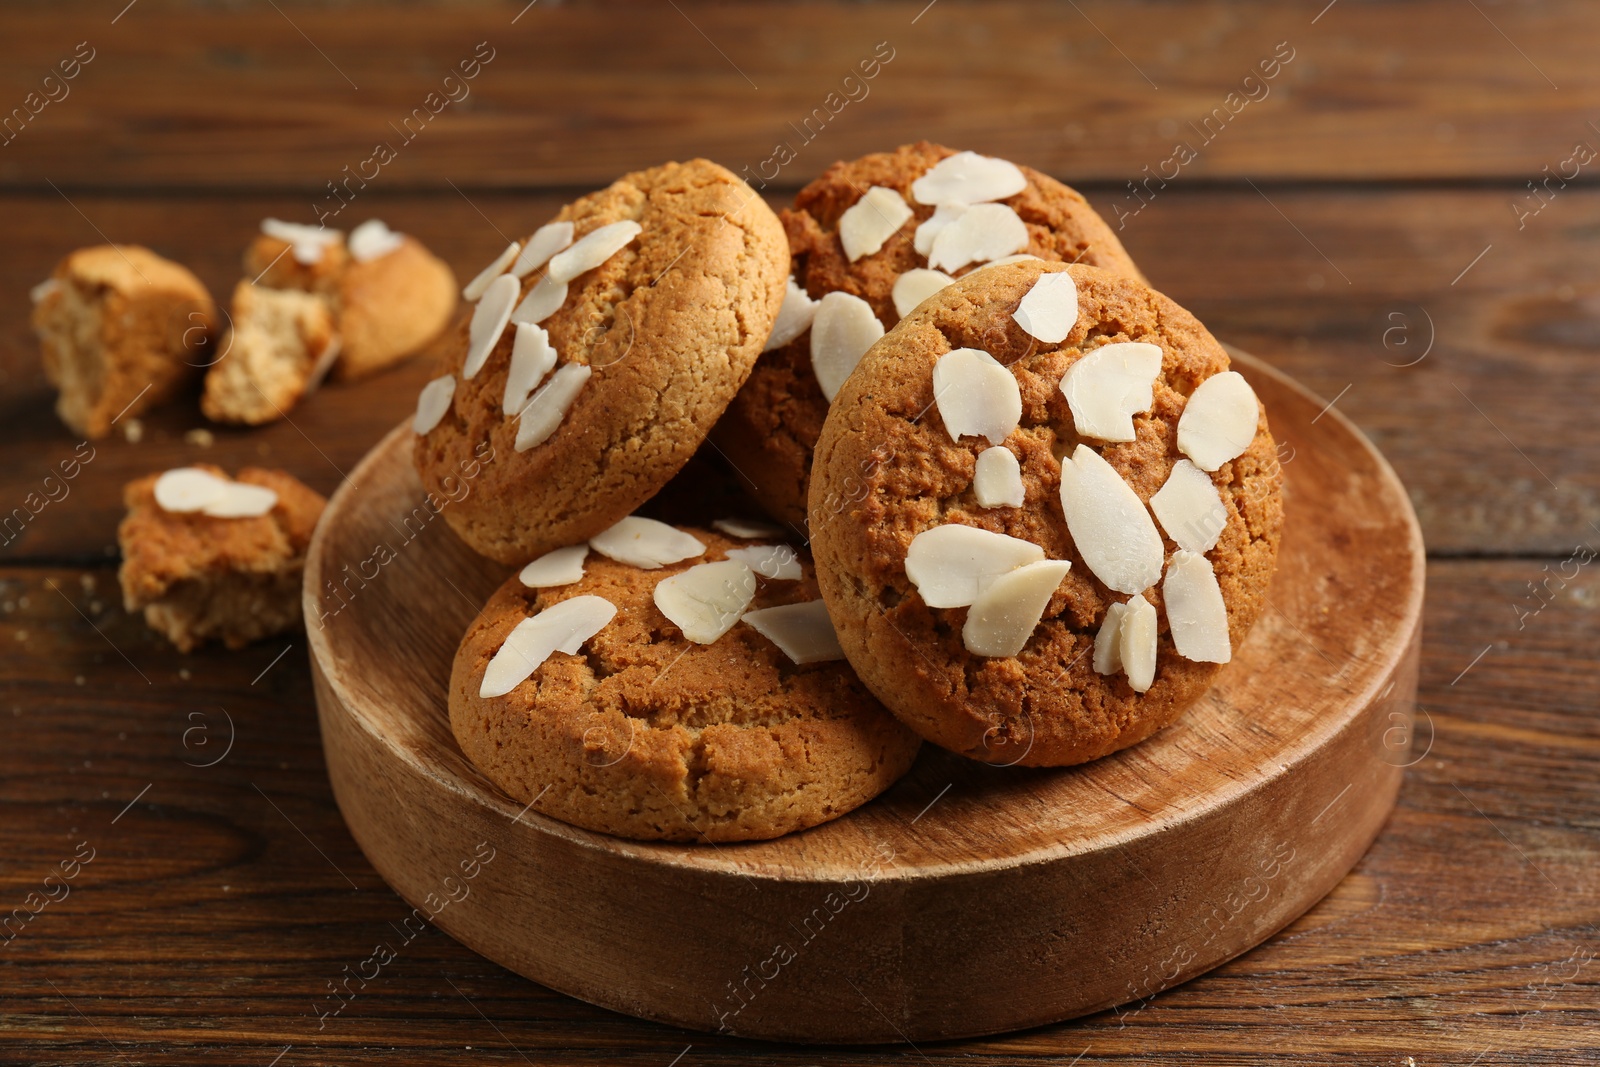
[503,323,558,416]
[547,220,641,284]
[765,275,819,351]
[1059,341,1163,443]
[348,219,404,262]
[904,523,1044,608]
[934,347,1021,445]
[742,600,846,664]
[589,516,706,570]
[1164,549,1231,663]
[962,558,1071,657]
[1177,370,1260,472]
[927,203,1029,273]
[153,468,229,513]
[724,544,802,580]
[514,363,590,452]
[413,374,455,435]
[973,446,1025,508]
[262,218,341,264]
[1093,600,1128,676]
[810,291,884,402]
[463,241,521,302]
[204,481,279,518]
[1012,270,1078,344]
[891,268,954,319]
[840,186,913,262]
[653,559,757,644]
[1057,443,1164,595]
[463,273,520,379]
[1120,593,1157,692]
[910,150,1027,206]
[712,517,786,540]
[519,544,589,588]
[1150,459,1228,553]
[479,595,617,698]
[510,272,568,326]
[913,203,966,256]
[30,278,60,304]
[512,220,575,278]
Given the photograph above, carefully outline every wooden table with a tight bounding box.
[2,2,1596,1063]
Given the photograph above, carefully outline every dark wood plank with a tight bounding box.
[1,557,1595,1063]
[1,0,1597,190]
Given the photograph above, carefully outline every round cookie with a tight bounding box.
[414,160,789,564]
[713,141,1144,529]
[449,527,922,842]
[809,261,1284,768]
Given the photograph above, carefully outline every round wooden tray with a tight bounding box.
[304,347,1425,1044]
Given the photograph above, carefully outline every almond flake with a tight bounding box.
[741,600,845,664]
[913,203,966,256]
[724,544,802,580]
[510,272,568,326]
[973,446,1025,507]
[503,323,558,416]
[911,151,1027,206]
[962,558,1071,657]
[765,275,819,351]
[514,362,590,452]
[519,544,589,588]
[1177,370,1259,472]
[810,292,884,402]
[891,268,954,318]
[653,560,757,644]
[1093,601,1128,676]
[712,517,786,540]
[154,468,278,518]
[204,481,280,518]
[1059,341,1162,442]
[547,220,641,284]
[1164,549,1231,663]
[840,186,913,262]
[463,274,520,379]
[479,595,617,698]
[1120,593,1157,692]
[927,203,1028,273]
[1057,443,1164,595]
[589,517,706,570]
[1012,270,1078,344]
[904,523,1044,608]
[1150,459,1228,553]
[30,278,60,303]
[463,241,521,302]
[348,219,404,262]
[413,374,455,434]
[262,218,341,264]
[934,347,1021,445]
[512,221,575,278]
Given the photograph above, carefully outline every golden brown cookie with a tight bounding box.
[713,142,1143,528]
[31,245,215,439]
[413,159,789,564]
[809,261,1283,767]
[449,527,921,842]
[201,281,338,425]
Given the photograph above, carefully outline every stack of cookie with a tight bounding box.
[417,144,1284,844]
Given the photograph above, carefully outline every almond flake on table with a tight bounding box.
[1120,593,1158,693]
[1012,270,1078,344]
[412,374,455,434]
[547,220,641,284]
[1177,370,1260,471]
[347,219,404,262]
[973,446,1025,508]
[1164,549,1232,663]
[910,151,1027,206]
[154,468,279,518]
[653,559,757,644]
[589,516,706,569]
[742,600,846,664]
[462,241,521,302]
[891,268,954,318]
[479,595,618,698]
[519,544,590,588]
[1150,459,1228,553]
[261,218,341,264]
[934,347,1021,445]
[1057,443,1164,595]
[510,272,569,326]
[1093,600,1128,676]
[913,203,967,256]
[724,544,802,580]
[811,291,884,402]
[712,517,786,540]
[514,363,590,452]
[503,323,558,416]
[1059,341,1162,442]
[904,523,1044,608]
[927,203,1029,274]
[840,186,914,262]
[512,221,576,278]
[962,558,1071,657]
[764,276,819,351]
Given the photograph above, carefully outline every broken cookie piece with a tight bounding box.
[201,281,338,425]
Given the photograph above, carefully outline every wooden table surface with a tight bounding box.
[2,2,1597,1063]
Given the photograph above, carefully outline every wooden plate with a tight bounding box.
[304,348,1425,1044]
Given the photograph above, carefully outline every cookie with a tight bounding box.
[809,261,1284,767]
[201,280,338,425]
[31,245,216,439]
[412,159,789,564]
[118,465,326,652]
[712,142,1143,528]
[449,525,921,841]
